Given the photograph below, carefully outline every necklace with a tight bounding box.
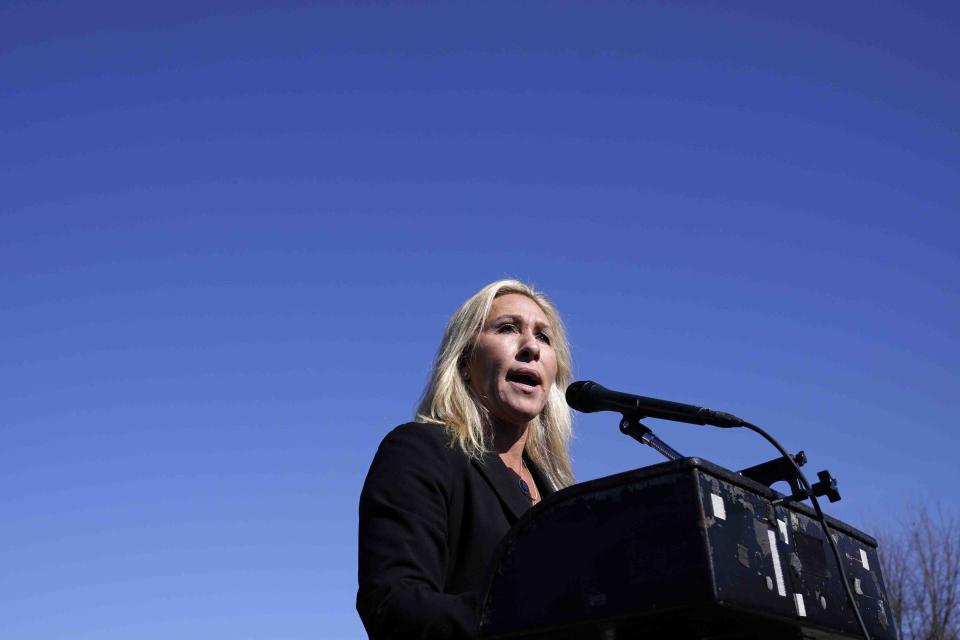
[512,457,539,504]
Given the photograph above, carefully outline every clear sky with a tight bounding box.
[2,2,958,638]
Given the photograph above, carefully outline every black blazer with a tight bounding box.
[357,422,555,639]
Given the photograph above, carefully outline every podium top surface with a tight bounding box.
[535,457,875,546]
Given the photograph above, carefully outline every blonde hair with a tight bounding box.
[415,280,575,490]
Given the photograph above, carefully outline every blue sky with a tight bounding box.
[2,2,958,638]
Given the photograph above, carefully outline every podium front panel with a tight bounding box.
[479,458,895,640]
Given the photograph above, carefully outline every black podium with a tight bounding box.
[479,458,896,639]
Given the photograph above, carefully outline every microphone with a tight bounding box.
[565,380,744,428]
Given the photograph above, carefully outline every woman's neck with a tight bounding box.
[491,420,529,467]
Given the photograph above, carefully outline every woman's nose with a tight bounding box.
[517,331,540,361]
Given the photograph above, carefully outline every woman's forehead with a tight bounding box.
[487,293,551,325]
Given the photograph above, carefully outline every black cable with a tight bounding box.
[741,421,871,640]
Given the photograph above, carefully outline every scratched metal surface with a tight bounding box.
[699,465,894,638]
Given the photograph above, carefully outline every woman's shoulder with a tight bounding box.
[363,422,468,497]
[385,421,454,442]
[373,422,463,463]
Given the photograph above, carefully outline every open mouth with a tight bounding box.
[506,369,541,388]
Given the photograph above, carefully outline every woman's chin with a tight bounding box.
[489,405,543,432]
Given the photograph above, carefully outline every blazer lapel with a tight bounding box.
[525,455,556,499]
[473,451,532,521]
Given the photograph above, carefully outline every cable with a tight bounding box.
[741,421,871,640]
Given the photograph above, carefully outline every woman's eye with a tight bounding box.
[496,323,517,333]
[537,333,552,345]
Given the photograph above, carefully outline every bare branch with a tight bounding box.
[877,502,960,640]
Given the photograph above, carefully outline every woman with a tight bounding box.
[357,280,576,639]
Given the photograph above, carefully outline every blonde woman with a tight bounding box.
[357,280,575,639]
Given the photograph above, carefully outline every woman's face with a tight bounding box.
[466,293,558,431]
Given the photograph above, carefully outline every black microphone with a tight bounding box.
[566,380,744,428]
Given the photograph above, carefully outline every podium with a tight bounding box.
[479,458,896,639]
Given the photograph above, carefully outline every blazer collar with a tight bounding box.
[473,450,551,521]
